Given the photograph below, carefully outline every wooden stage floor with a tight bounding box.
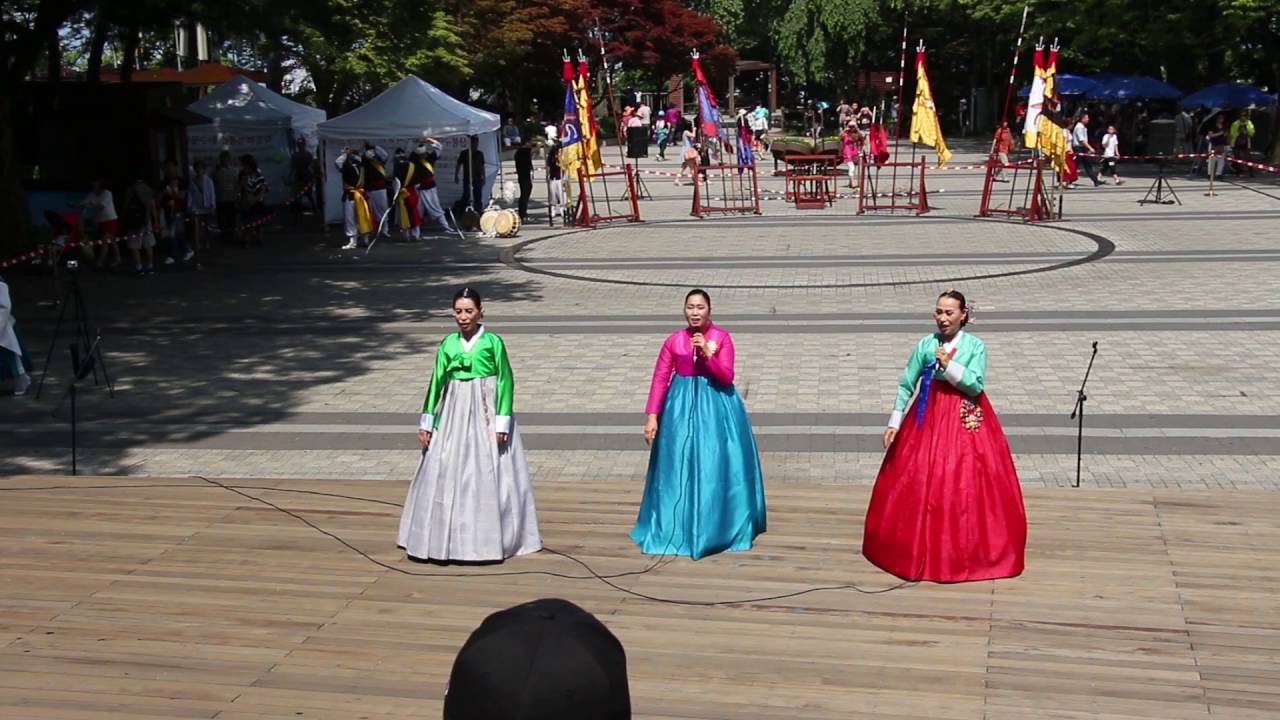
[0,476,1277,719]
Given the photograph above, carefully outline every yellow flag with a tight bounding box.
[1037,115,1068,174]
[573,68,603,173]
[1034,49,1067,174]
[908,51,952,166]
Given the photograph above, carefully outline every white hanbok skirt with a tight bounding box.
[398,376,542,561]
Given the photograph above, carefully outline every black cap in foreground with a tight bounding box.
[444,598,630,720]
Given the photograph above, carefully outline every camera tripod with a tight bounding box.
[36,267,113,400]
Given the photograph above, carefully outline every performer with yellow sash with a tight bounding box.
[335,146,374,249]
[393,147,422,239]
[362,143,392,236]
[413,138,453,233]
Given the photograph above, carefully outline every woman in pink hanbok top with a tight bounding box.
[632,289,766,560]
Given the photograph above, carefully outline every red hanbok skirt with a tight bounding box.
[862,382,1026,582]
[1063,151,1080,184]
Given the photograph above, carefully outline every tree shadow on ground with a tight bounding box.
[1,222,545,475]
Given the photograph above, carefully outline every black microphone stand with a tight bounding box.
[1069,341,1098,488]
[52,333,103,476]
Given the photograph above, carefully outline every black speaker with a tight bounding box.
[1145,119,1176,157]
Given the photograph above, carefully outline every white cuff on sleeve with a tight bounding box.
[944,360,966,386]
[495,416,513,434]
[887,410,904,430]
[418,413,434,431]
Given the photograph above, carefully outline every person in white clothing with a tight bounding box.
[1101,125,1124,185]
[1071,113,1103,187]
[76,180,121,268]
[0,275,31,396]
[750,103,770,152]
[538,121,556,159]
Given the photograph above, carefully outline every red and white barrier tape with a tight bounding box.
[1227,156,1280,174]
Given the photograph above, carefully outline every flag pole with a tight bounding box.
[577,47,612,216]
[593,21,627,165]
[1001,5,1030,126]
[890,18,908,204]
[995,5,1029,161]
[909,40,923,198]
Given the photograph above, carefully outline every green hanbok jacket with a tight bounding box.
[888,330,987,429]
[418,326,515,433]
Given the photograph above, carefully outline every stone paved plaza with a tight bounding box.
[3,140,1279,489]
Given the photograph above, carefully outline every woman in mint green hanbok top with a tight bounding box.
[398,288,542,562]
[863,290,1025,582]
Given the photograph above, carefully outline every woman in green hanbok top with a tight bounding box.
[398,288,542,562]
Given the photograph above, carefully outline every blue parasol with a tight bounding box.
[1089,76,1182,100]
[1017,73,1102,98]
[1180,82,1277,109]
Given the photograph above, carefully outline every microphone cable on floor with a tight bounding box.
[0,476,917,606]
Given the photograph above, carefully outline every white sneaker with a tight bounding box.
[163,257,176,265]
[341,239,358,250]
[183,250,195,261]
[13,374,30,396]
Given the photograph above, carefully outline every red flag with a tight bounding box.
[692,55,722,139]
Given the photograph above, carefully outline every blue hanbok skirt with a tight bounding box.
[631,374,766,559]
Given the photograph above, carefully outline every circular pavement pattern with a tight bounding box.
[505,215,1115,289]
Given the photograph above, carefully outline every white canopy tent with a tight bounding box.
[187,75,327,204]
[316,76,501,225]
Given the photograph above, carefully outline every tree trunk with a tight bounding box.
[266,41,285,93]
[0,97,29,258]
[310,66,336,115]
[86,12,108,82]
[119,24,141,82]
[46,21,61,81]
